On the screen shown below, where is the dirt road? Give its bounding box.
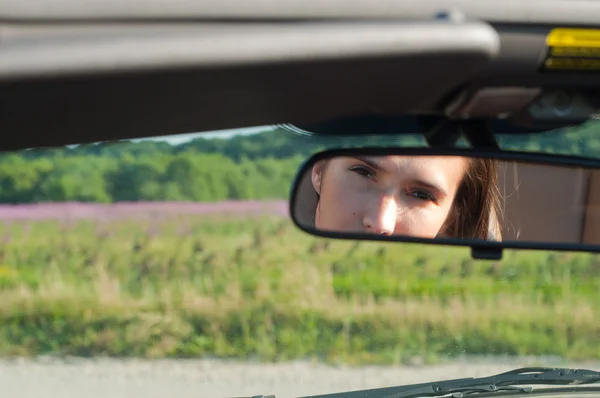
[2,357,598,398]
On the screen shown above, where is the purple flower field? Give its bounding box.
[0,201,289,221]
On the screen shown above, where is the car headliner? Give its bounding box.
[1,0,599,151]
[2,0,600,25]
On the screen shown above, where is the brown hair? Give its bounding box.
[439,158,503,241]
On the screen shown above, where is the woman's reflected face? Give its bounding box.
[311,155,468,237]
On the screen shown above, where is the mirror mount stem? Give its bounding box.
[423,118,462,148]
[423,117,501,152]
[459,119,501,151]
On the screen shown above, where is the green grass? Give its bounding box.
[0,215,599,365]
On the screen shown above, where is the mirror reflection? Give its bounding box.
[293,154,600,244]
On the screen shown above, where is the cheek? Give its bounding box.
[394,205,453,238]
[319,181,366,228]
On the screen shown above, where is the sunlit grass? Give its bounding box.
[0,215,598,364]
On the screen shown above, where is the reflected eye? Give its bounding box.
[349,165,376,179]
[407,189,436,202]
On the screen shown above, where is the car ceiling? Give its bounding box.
[2,0,600,25]
[1,0,600,152]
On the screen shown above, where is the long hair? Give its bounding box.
[439,158,503,241]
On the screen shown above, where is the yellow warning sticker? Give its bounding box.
[543,28,600,71]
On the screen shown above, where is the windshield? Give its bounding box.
[0,122,598,398]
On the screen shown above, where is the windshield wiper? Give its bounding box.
[301,367,600,398]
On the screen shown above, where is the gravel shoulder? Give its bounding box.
[2,357,599,398]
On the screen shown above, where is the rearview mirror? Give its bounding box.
[290,148,600,258]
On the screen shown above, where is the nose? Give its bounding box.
[363,196,397,235]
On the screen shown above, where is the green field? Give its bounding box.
[0,214,598,365]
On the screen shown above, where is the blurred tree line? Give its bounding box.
[0,151,305,203]
[1,121,599,203]
[0,128,420,203]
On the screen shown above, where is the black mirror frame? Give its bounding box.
[289,146,600,260]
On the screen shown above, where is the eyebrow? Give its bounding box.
[352,156,449,197]
[353,156,383,171]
